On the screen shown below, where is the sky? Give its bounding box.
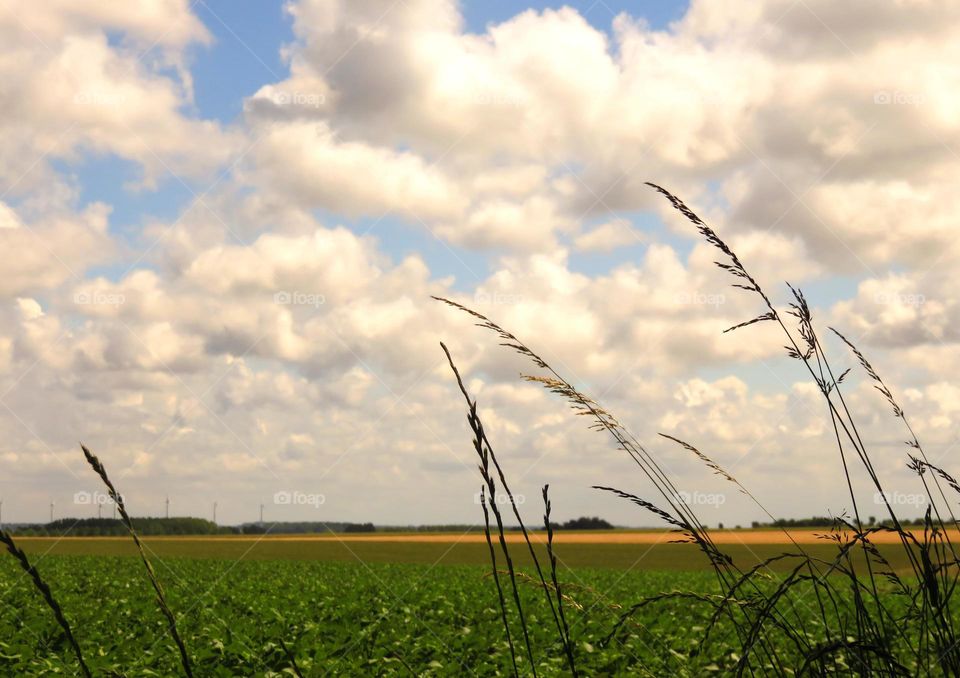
[1,0,959,527]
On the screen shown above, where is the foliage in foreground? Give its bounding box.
[436,183,960,676]
[0,555,907,676]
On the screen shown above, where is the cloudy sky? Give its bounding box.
[1,0,957,527]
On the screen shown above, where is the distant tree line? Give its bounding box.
[551,516,615,530]
[4,518,379,536]
[237,521,376,534]
[750,516,929,529]
[8,517,230,537]
[3,516,616,536]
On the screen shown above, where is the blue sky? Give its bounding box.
[75,1,691,285]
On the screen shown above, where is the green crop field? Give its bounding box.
[0,552,804,676]
[0,539,919,676]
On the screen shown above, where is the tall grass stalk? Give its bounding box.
[480,485,521,677]
[80,443,194,677]
[0,530,91,678]
[278,637,305,678]
[437,182,960,675]
[437,301,798,672]
[441,341,579,676]
[542,484,577,674]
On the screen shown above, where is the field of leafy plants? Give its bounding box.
[0,553,821,676]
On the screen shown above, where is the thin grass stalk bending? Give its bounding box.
[479,485,520,677]
[80,443,194,677]
[646,182,924,579]
[436,308,790,671]
[542,484,578,676]
[278,637,305,678]
[441,341,572,672]
[0,530,91,678]
[436,351,538,675]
